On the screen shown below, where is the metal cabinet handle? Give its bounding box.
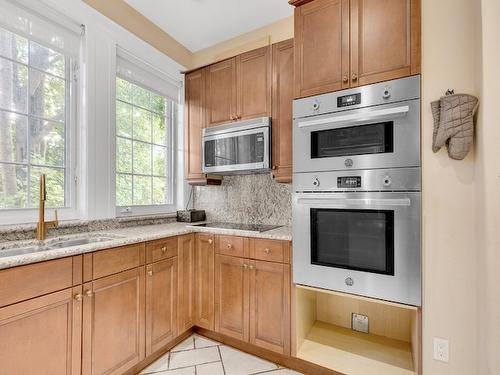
[161,246,167,253]
[208,239,213,244]
[242,264,248,269]
[351,73,358,82]
[85,290,93,298]
[74,293,83,302]
[227,243,232,249]
[264,248,271,255]
[249,265,255,270]
[148,270,153,276]
[343,75,349,83]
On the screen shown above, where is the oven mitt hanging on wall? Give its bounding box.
[431,94,479,160]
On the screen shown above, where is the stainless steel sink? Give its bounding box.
[0,234,123,258]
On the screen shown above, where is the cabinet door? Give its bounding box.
[294,0,350,98]
[214,254,250,342]
[206,58,237,127]
[350,0,421,86]
[236,46,271,121]
[271,39,294,183]
[146,258,177,356]
[194,233,215,330]
[249,261,290,355]
[82,268,145,375]
[185,69,206,181]
[0,287,82,375]
[178,234,195,333]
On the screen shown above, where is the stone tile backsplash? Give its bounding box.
[193,174,292,226]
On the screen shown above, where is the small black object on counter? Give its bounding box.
[176,209,206,223]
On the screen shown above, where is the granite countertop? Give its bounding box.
[0,222,292,270]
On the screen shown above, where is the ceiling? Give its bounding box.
[123,0,293,52]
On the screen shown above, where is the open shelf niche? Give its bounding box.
[294,285,421,375]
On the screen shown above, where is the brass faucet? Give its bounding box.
[36,174,59,241]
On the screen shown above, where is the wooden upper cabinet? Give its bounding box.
[146,258,177,356]
[214,254,250,342]
[271,39,294,183]
[178,234,195,333]
[237,46,272,121]
[350,0,421,86]
[0,287,82,375]
[205,59,237,127]
[292,0,421,96]
[194,233,215,330]
[82,267,145,375]
[294,0,350,98]
[249,261,290,355]
[185,69,206,181]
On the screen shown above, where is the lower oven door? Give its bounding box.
[292,191,421,306]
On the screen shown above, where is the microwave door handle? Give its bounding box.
[296,105,410,129]
[296,196,411,207]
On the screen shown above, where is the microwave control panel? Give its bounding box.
[337,176,362,188]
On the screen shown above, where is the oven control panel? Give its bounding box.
[337,176,362,188]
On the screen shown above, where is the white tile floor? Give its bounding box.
[139,334,303,375]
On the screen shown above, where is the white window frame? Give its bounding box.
[0,25,79,225]
[114,73,178,217]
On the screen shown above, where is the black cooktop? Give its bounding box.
[190,222,281,233]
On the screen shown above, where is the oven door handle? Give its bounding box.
[296,196,411,207]
[296,105,410,129]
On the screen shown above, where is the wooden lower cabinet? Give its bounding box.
[194,233,215,330]
[214,254,250,341]
[178,234,195,333]
[82,267,145,375]
[146,257,177,356]
[0,287,82,375]
[249,260,291,355]
[214,251,291,355]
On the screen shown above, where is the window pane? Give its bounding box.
[30,119,65,167]
[153,145,166,176]
[0,57,28,113]
[133,84,150,109]
[133,141,151,175]
[133,107,151,142]
[0,28,28,63]
[30,70,65,121]
[116,77,132,102]
[151,93,165,114]
[152,114,166,145]
[133,175,151,205]
[29,41,65,78]
[30,167,65,208]
[116,101,132,138]
[116,137,132,173]
[0,111,28,163]
[153,177,166,205]
[0,163,27,208]
[116,174,132,206]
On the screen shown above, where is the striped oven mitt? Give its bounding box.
[431,94,479,160]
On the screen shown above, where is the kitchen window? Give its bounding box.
[0,26,77,211]
[115,50,179,216]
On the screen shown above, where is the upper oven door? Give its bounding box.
[202,126,270,174]
[292,191,421,306]
[293,99,420,173]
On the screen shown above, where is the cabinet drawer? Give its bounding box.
[215,235,248,258]
[251,239,290,264]
[0,257,76,308]
[146,237,178,263]
[91,243,145,279]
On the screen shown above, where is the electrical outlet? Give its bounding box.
[351,313,369,333]
[433,338,449,363]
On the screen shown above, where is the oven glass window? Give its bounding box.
[311,122,393,158]
[204,132,265,167]
[310,208,394,275]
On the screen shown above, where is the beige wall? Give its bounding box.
[190,16,294,68]
[476,0,500,374]
[82,0,192,68]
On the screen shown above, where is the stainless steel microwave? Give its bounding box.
[202,117,271,175]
